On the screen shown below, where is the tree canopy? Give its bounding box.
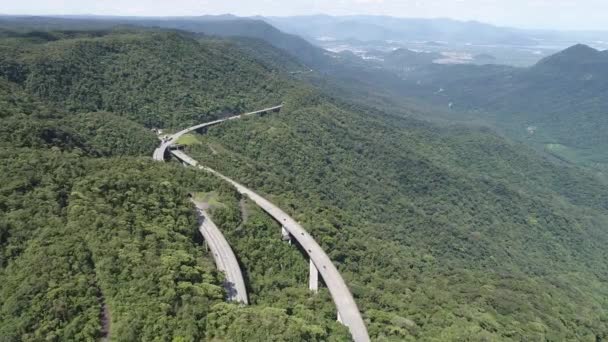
[0,25,607,341]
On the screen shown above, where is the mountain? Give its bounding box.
[383,48,442,69]
[392,44,608,169]
[0,28,289,128]
[1,21,608,342]
[535,43,608,70]
[187,90,608,341]
[0,29,351,341]
[137,18,332,69]
[0,15,334,71]
[265,15,608,51]
[265,15,538,45]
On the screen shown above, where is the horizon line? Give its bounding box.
[1,13,607,33]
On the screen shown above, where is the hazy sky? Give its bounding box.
[2,0,608,31]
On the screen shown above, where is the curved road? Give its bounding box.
[171,149,370,342]
[153,105,283,162]
[155,108,284,305]
[192,200,248,304]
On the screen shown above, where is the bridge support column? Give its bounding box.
[337,311,343,324]
[309,259,319,293]
[281,226,291,244]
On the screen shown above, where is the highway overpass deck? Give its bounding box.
[192,200,248,304]
[153,105,283,162]
[171,149,370,342]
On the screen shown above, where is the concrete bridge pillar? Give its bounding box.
[281,226,291,244]
[309,259,319,292]
[337,312,343,324]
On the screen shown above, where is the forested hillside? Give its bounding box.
[1,24,608,342]
[394,44,608,170]
[186,91,608,340]
[0,16,333,72]
[0,29,352,341]
[0,29,288,128]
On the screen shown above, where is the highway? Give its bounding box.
[192,200,248,304]
[154,107,282,304]
[153,105,283,162]
[171,149,370,342]
[159,106,370,341]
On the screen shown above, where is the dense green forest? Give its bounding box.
[1,23,607,341]
[0,29,353,341]
[0,28,289,128]
[186,91,608,341]
[381,44,608,171]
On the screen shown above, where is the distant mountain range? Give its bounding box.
[2,14,607,169]
[397,44,608,168]
[4,14,607,49]
[264,15,538,45]
[0,15,335,70]
[263,15,608,49]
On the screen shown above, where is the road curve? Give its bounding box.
[192,200,248,304]
[153,105,283,162]
[171,150,370,342]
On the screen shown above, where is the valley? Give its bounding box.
[0,12,607,342]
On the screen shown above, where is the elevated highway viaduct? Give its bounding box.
[192,200,248,304]
[156,106,370,341]
[153,105,283,162]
